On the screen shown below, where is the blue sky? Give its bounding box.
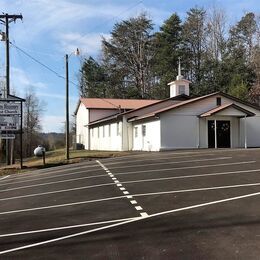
[0,0,259,132]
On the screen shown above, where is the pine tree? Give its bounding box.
[152,13,183,98]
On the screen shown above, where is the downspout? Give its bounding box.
[244,115,247,149]
[197,117,200,148]
[214,119,217,149]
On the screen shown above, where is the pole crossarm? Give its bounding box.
[0,14,23,23]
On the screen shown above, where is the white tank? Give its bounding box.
[34,146,46,157]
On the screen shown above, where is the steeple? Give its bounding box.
[167,58,191,98]
[176,57,183,80]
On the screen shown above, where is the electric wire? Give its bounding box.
[10,42,79,88]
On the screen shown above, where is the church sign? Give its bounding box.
[0,102,21,115]
[0,115,19,130]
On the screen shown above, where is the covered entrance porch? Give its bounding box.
[199,103,255,149]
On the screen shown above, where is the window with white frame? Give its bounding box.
[103,126,105,137]
[98,127,100,138]
[142,125,146,137]
[117,122,120,136]
[134,127,138,138]
[108,124,111,137]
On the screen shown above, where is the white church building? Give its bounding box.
[75,65,260,151]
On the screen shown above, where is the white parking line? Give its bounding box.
[113,161,255,176]
[2,190,260,255]
[0,182,117,202]
[120,168,260,185]
[2,168,260,202]
[0,217,141,238]
[0,169,107,187]
[104,153,216,166]
[107,157,232,170]
[4,164,101,181]
[0,175,9,181]
[0,174,109,193]
[100,150,232,163]
[97,160,149,218]
[2,181,260,216]
[0,160,254,189]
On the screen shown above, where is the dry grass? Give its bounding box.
[0,149,134,176]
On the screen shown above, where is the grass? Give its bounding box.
[0,149,134,176]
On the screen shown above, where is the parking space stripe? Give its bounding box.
[107,157,232,170]
[0,175,9,181]
[103,153,216,166]
[4,164,101,182]
[119,168,260,184]
[0,174,110,193]
[3,180,260,216]
[0,170,108,188]
[96,160,149,218]
[0,217,141,238]
[3,190,260,256]
[0,182,117,202]
[113,161,255,176]
[0,161,253,192]
[3,168,260,202]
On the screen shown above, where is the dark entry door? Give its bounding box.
[208,120,231,148]
[217,121,230,148]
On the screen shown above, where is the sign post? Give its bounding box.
[0,96,25,168]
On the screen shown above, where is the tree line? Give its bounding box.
[79,7,260,103]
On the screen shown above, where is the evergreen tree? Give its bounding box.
[152,13,183,98]
[79,57,107,98]
[225,12,257,100]
[182,7,207,94]
[102,14,155,98]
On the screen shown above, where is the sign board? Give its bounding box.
[0,102,21,115]
[0,134,15,139]
[0,115,19,130]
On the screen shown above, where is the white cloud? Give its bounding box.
[58,32,110,56]
[41,115,65,133]
[10,67,48,94]
[37,92,78,102]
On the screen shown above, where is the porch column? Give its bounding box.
[244,115,247,149]
[214,119,217,149]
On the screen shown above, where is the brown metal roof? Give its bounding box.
[80,98,160,110]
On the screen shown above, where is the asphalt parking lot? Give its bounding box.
[1,149,260,259]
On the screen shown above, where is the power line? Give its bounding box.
[8,1,143,59]
[10,42,122,110]
[10,42,79,87]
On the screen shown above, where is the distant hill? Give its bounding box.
[39,132,65,150]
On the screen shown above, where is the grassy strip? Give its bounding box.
[0,149,134,176]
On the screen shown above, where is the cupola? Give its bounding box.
[168,58,191,98]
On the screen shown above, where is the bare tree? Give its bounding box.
[206,6,227,61]
[23,88,45,157]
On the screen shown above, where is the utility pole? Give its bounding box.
[65,49,79,161]
[65,54,69,160]
[0,14,23,165]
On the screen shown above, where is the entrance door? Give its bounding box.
[208,120,231,148]
[217,121,230,148]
